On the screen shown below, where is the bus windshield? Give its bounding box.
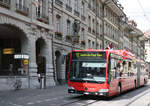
[69,51,107,83]
[70,60,106,83]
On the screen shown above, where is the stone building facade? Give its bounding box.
[0,0,145,90]
[0,0,55,90]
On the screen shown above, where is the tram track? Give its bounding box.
[60,96,96,106]
[61,85,150,106]
[60,99,100,106]
[125,85,150,106]
[60,89,150,106]
[60,95,102,106]
[125,90,150,106]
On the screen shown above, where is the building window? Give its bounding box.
[67,20,71,35]
[88,39,91,48]
[97,23,99,34]
[88,16,91,26]
[81,28,85,40]
[100,44,102,49]
[92,41,95,49]
[16,0,25,6]
[36,0,46,17]
[81,1,85,16]
[16,0,29,15]
[100,24,102,34]
[67,0,71,6]
[93,19,95,29]
[56,15,61,32]
[74,0,79,11]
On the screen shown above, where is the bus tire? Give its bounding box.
[144,79,146,84]
[134,80,136,88]
[118,85,121,95]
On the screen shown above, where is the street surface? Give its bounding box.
[0,80,150,106]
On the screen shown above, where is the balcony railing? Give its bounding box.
[66,4,72,12]
[55,0,63,7]
[55,31,63,40]
[66,34,72,43]
[92,29,96,34]
[88,27,91,33]
[81,15,86,21]
[37,13,49,24]
[16,3,29,16]
[0,0,10,8]
[81,40,86,47]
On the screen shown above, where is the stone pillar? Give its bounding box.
[43,39,55,87]
[60,63,66,84]
[60,50,66,84]
[39,35,55,87]
[27,35,38,88]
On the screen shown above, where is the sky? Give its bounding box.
[119,0,150,32]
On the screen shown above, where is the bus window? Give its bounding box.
[70,61,107,83]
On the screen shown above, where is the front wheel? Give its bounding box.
[134,81,136,88]
[117,85,121,95]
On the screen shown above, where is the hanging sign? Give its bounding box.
[3,48,14,54]
[14,54,29,59]
[24,60,29,65]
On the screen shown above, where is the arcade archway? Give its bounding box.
[0,24,27,76]
[36,37,46,75]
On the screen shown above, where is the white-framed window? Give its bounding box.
[16,0,25,8]
[88,39,91,48]
[67,20,71,35]
[88,0,91,6]
[67,0,71,6]
[92,19,95,30]
[92,0,94,8]
[100,24,102,34]
[36,0,46,17]
[16,0,25,5]
[81,1,85,16]
[97,23,99,34]
[92,41,95,48]
[0,0,10,4]
[100,44,102,49]
[88,16,91,26]
[56,15,61,32]
[81,28,85,40]
[74,0,79,11]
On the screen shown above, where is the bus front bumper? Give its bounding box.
[68,89,109,96]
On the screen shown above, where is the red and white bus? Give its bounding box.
[67,49,148,97]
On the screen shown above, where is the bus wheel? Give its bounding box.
[144,79,146,84]
[118,85,121,95]
[134,80,136,88]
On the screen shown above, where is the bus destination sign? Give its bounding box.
[72,52,106,60]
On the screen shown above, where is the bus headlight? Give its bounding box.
[68,86,75,90]
[98,89,109,93]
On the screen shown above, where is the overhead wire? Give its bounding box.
[136,0,150,23]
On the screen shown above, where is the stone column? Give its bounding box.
[60,50,66,84]
[26,35,38,88]
[42,38,55,87]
